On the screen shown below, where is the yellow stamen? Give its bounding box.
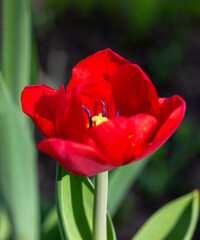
[92,113,108,127]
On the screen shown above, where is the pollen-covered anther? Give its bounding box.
[92,113,108,127]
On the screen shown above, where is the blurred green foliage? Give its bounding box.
[34,0,200,36]
[0,0,39,239]
[1,0,200,239]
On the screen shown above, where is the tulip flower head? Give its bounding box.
[21,49,186,176]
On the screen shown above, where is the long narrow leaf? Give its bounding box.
[41,206,61,240]
[0,203,11,240]
[1,0,32,107]
[132,190,199,240]
[56,164,116,240]
[0,74,39,240]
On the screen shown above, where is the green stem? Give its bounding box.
[93,171,108,240]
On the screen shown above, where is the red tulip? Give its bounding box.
[21,49,186,176]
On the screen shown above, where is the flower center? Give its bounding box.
[92,113,108,126]
[82,100,119,128]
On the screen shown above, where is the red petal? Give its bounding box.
[37,138,116,176]
[67,49,129,90]
[109,64,159,118]
[133,95,186,160]
[55,85,67,137]
[121,114,159,163]
[59,85,88,143]
[153,95,186,142]
[21,84,57,138]
[128,114,159,145]
[88,117,131,164]
[80,80,113,117]
[109,64,143,117]
[139,70,159,116]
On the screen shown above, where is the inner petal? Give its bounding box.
[109,63,159,118]
[109,64,144,117]
[80,80,114,121]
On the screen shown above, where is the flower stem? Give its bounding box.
[93,171,108,240]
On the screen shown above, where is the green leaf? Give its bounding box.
[0,74,40,240]
[0,203,11,240]
[108,156,150,217]
[41,203,116,240]
[56,164,116,240]
[1,0,32,107]
[132,190,199,240]
[30,34,39,86]
[41,206,61,240]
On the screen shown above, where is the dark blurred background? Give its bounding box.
[31,0,200,239]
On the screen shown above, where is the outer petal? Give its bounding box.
[88,116,130,165]
[124,114,159,163]
[133,95,186,160]
[153,95,186,142]
[109,63,159,117]
[21,84,57,138]
[139,70,160,116]
[88,114,158,165]
[128,114,159,145]
[67,49,129,90]
[37,138,117,176]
